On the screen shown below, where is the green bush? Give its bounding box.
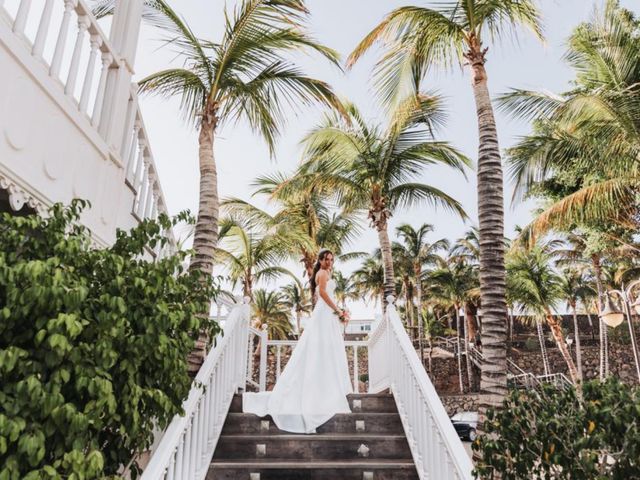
[0,201,219,479]
[524,337,539,351]
[473,378,640,479]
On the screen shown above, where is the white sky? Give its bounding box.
[130,0,639,317]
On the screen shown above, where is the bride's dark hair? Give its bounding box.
[310,249,334,296]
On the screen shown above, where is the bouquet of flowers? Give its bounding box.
[337,309,351,324]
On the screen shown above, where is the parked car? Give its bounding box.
[450,411,478,441]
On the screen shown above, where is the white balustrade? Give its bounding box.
[369,297,474,480]
[141,298,251,480]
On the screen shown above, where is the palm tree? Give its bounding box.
[427,257,478,393]
[101,0,342,284]
[214,219,301,298]
[394,223,449,358]
[253,289,293,340]
[506,244,580,384]
[280,282,312,336]
[559,268,595,382]
[332,270,359,309]
[223,180,363,280]
[293,96,469,309]
[351,253,386,307]
[500,0,640,234]
[348,0,543,406]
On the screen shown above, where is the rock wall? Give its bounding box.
[441,394,481,416]
[511,344,639,384]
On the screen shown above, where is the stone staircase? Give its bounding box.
[208,392,419,480]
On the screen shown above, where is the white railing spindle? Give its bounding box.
[79,34,101,113]
[32,0,55,58]
[65,15,90,96]
[12,0,32,35]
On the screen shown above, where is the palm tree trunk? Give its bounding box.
[462,306,473,391]
[571,303,583,381]
[545,310,580,384]
[376,223,396,310]
[468,43,508,408]
[455,307,464,393]
[536,318,550,376]
[591,254,609,379]
[187,117,219,374]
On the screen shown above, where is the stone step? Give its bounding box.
[213,434,411,461]
[229,393,397,414]
[221,412,404,435]
[208,459,419,480]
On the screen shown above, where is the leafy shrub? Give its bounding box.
[473,378,640,479]
[0,201,219,479]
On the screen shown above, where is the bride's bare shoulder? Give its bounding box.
[315,269,329,283]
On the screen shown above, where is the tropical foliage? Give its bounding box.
[474,378,640,479]
[0,202,217,478]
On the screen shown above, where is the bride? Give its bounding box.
[242,249,353,433]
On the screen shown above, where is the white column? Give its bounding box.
[79,34,102,113]
[13,0,33,35]
[92,51,113,127]
[65,16,91,97]
[102,0,144,154]
[32,0,56,58]
[50,0,76,79]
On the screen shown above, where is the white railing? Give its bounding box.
[140,299,251,480]
[1,0,119,130]
[369,297,474,480]
[247,325,368,393]
[1,0,173,248]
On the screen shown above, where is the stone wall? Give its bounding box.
[440,394,481,416]
[511,344,639,384]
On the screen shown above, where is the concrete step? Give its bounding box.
[213,433,412,461]
[221,412,404,435]
[208,459,419,480]
[229,393,397,414]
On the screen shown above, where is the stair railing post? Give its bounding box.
[237,297,251,391]
[259,324,268,391]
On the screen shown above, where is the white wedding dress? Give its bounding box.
[242,278,353,433]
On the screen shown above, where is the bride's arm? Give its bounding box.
[317,270,341,314]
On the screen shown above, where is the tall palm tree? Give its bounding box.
[394,223,449,357]
[280,282,312,336]
[253,289,293,340]
[292,96,469,308]
[348,0,543,406]
[100,0,342,284]
[506,244,580,384]
[214,219,302,298]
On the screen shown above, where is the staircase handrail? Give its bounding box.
[141,298,251,480]
[369,297,473,480]
[537,372,573,390]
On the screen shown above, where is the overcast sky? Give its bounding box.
[131,0,638,316]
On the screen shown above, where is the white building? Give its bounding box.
[0,0,171,250]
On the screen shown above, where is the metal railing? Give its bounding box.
[140,299,251,480]
[369,298,473,480]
